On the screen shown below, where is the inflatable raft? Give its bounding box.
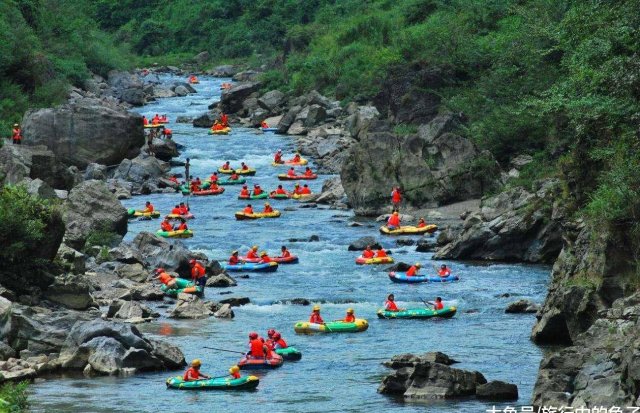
[234,211,281,220]
[275,347,302,361]
[243,255,299,264]
[271,158,308,166]
[269,193,290,200]
[355,256,394,265]
[262,127,278,132]
[208,127,231,135]
[218,168,256,176]
[223,261,279,272]
[238,193,269,200]
[144,124,164,129]
[127,209,160,219]
[388,272,459,283]
[377,306,457,319]
[193,187,225,196]
[294,319,369,334]
[291,193,313,200]
[166,375,259,390]
[156,229,194,238]
[237,354,283,370]
[165,213,195,220]
[277,174,318,180]
[219,177,247,185]
[160,278,203,297]
[379,225,438,235]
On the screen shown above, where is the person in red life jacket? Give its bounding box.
[189,259,207,289]
[240,185,250,198]
[229,365,241,379]
[176,219,188,231]
[438,264,451,278]
[259,251,273,264]
[309,305,324,324]
[293,183,303,195]
[267,329,276,340]
[178,202,189,215]
[387,211,401,229]
[274,185,287,195]
[272,332,288,349]
[162,127,172,139]
[391,187,402,208]
[152,114,160,125]
[220,113,229,127]
[280,245,291,258]
[142,116,149,126]
[417,217,427,228]
[261,337,274,358]
[343,308,356,323]
[362,245,375,259]
[169,175,179,184]
[153,268,177,288]
[247,332,266,359]
[253,184,263,195]
[189,75,198,84]
[287,167,296,177]
[243,204,254,215]
[301,184,312,195]
[171,204,181,215]
[230,172,240,181]
[263,202,274,213]
[222,161,231,171]
[384,294,403,312]
[433,296,444,310]
[304,167,314,177]
[184,359,210,381]
[209,181,220,191]
[142,69,149,76]
[261,120,269,129]
[162,114,168,123]
[212,121,224,131]
[240,162,250,171]
[376,247,388,258]
[274,149,284,164]
[11,124,22,145]
[291,153,302,163]
[190,180,200,193]
[141,201,154,213]
[229,250,240,265]
[406,262,421,277]
[246,245,259,260]
[160,219,173,232]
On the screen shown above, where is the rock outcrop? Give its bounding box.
[111,154,171,194]
[62,180,128,250]
[434,182,563,263]
[341,114,501,215]
[221,82,261,114]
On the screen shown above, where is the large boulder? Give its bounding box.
[111,154,170,193]
[378,352,486,399]
[22,98,144,169]
[314,176,346,205]
[206,273,237,288]
[44,274,97,310]
[192,112,216,128]
[0,145,77,190]
[341,114,501,215]
[258,90,285,112]
[221,82,260,114]
[151,139,179,162]
[107,300,159,321]
[348,236,382,251]
[63,180,127,250]
[434,182,563,264]
[476,380,518,400]
[106,71,145,105]
[169,295,216,319]
[129,232,207,278]
[505,299,539,314]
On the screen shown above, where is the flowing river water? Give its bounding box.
[30,75,550,413]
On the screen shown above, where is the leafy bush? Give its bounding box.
[0,381,29,413]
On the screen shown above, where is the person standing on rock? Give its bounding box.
[185,158,190,184]
[391,187,402,209]
[146,129,155,156]
[11,124,22,145]
[189,259,207,291]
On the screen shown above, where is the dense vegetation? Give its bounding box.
[0,382,29,413]
[1,0,638,232]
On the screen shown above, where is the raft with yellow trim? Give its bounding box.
[379,225,438,235]
[272,158,308,166]
[234,211,281,220]
[208,127,231,135]
[156,229,194,238]
[166,375,259,390]
[293,319,369,334]
[291,193,313,200]
[218,168,256,176]
[277,174,317,180]
[127,209,160,219]
[355,256,394,265]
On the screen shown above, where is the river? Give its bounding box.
[30,75,550,413]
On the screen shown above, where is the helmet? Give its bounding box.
[243,185,247,188]
[264,202,270,206]
[189,259,196,265]
[273,332,281,340]
[415,263,422,267]
[393,211,399,215]
[191,359,201,367]
[229,365,240,374]
[13,123,19,127]
[154,268,165,274]
[441,264,446,269]
[252,245,258,250]
[267,329,275,337]
[313,305,321,311]
[277,149,282,152]
[347,308,354,314]
[232,250,238,255]
[295,183,300,186]
[249,332,258,339]
[260,251,267,256]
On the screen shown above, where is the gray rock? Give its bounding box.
[107,300,158,321]
[22,98,144,168]
[62,180,128,250]
[175,116,192,123]
[415,239,433,253]
[210,65,237,77]
[205,273,237,288]
[476,380,518,400]
[258,90,285,112]
[276,105,301,134]
[174,85,190,97]
[114,263,148,283]
[192,112,216,128]
[44,274,97,310]
[232,70,260,82]
[386,262,412,272]
[112,154,170,191]
[396,238,415,246]
[505,299,540,314]
[151,139,179,162]
[0,342,16,361]
[510,154,533,169]
[84,163,108,180]
[56,243,87,274]
[219,297,250,307]
[348,236,382,251]
[22,178,57,199]
[169,295,216,319]
[130,232,208,278]
[213,304,234,319]
[193,51,210,64]
[147,338,186,369]
[221,82,261,114]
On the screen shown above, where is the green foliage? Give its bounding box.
[393,124,418,136]
[0,381,29,413]
[0,185,55,271]
[84,224,121,251]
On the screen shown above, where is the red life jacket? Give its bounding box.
[249,339,265,358]
[385,300,399,311]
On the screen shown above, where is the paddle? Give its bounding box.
[203,346,246,355]
[418,296,435,309]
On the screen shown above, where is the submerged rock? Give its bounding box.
[348,236,382,251]
[505,299,539,314]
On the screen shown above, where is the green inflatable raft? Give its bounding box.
[166,375,259,390]
[274,346,302,361]
[160,278,203,297]
[377,306,457,319]
[294,319,369,334]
